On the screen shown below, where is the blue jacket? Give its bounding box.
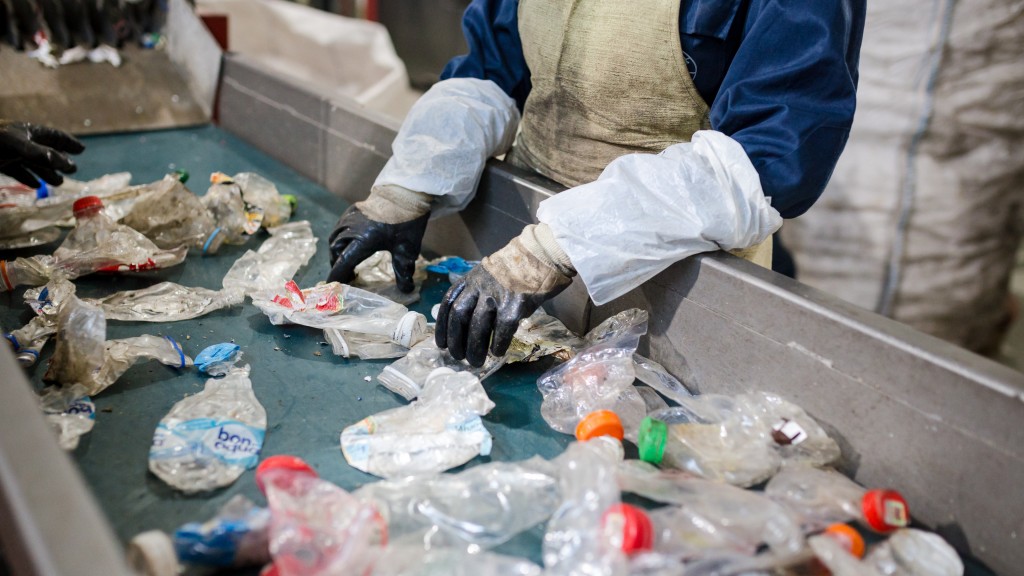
[441,0,866,219]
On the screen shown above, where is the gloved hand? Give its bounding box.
[0,122,85,187]
[436,223,575,367]
[327,184,431,293]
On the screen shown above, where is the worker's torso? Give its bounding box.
[511,0,711,187]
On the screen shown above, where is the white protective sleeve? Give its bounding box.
[537,131,783,305]
[373,77,521,217]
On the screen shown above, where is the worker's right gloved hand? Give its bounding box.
[0,121,85,187]
[327,184,431,293]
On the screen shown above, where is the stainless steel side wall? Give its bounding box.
[218,54,1024,574]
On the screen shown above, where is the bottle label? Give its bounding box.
[150,418,265,469]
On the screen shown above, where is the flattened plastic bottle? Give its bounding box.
[5,279,77,366]
[119,174,221,252]
[202,173,251,246]
[351,250,429,306]
[220,221,317,295]
[764,465,910,534]
[42,296,107,386]
[865,528,963,576]
[341,369,495,478]
[231,172,294,229]
[257,455,385,576]
[88,282,245,322]
[39,384,95,450]
[149,365,266,493]
[370,547,542,576]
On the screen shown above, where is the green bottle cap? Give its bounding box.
[638,417,668,465]
[282,194,298,214]
[173,169,189,183]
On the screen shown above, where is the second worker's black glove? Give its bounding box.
[0,121,85,187]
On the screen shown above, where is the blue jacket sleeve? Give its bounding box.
[712,0,865,219]
[440,0,531,111]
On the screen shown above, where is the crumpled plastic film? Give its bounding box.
[537,131,782,305]
[374,78,520,217]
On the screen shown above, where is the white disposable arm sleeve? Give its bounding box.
[373,77,520,217]
[537,130,783,305]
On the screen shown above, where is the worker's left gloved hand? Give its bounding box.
[436,223,575,367]
[0,121,85,187]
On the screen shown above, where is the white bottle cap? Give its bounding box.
[126,530,179,576]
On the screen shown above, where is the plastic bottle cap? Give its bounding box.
[602,503,654,555]
[173,169,189,183]
[392,311,427,347]
[259,563,280,576]
[576,410,624,442]
[638,417,668,465]
[282,194,298,213]
[861,489,910,533]
[824,523,866,558]
[255,455,317,494]
[126,530,179,576]
[72,195,104,218]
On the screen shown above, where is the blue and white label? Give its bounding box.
[65,397,96,419]
[151,418,264,469]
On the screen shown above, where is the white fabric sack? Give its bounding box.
[374,78,520,217]
[538,131,782,305]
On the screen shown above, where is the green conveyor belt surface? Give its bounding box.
[0,126,995,576]
[0,126,570,573]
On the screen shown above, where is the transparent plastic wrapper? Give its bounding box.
[543,438,627,576]
[865,529,963,576]
[174,495,272,568]
[378,338,505,401]
[615,461,805,558]
[257,455,385,576]
[5,280,78,367]
[88,282,245,322]
[195,343,243,376]
[39,384,95,450]
[355,458,560,549]
[119,175,220,252]
[764,465,910,534]
[42,296,107,387]
[252,281,429,350]
[341,369,495,478]
[352,250,429,306]
[537,308,648,440]
[371,548,542,576]
[149,365,266,493]
[221,221,317,295]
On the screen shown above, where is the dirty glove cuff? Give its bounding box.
[517,223,576,278]
[355,184,432,225]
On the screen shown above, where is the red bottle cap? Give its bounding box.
[576,410,625,442]
[72,195,103,218]
[602,503,654,555]
[259,563,279,576]
[861,489,910,533]
[823,523,866,558]
[255,455,317,494]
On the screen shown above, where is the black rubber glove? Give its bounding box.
[327,205,429,293]
[436,233,574,367]
[0,121,85,187]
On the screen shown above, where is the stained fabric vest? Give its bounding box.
[512,0,710,188]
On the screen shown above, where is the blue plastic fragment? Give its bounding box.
[426,257,477,276]
[195,343,241,374]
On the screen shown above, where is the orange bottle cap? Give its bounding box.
[576,410,624,442]
[824,523,866,558]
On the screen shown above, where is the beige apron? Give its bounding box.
[511,0,772,269]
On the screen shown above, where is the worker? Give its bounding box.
[0,121,84,187]
[328,0,866,367]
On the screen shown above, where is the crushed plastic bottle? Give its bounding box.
[543,438,627,576]
[252,281,429,357]
[536,312,648,441]
[202,174,251,245]
[632,354,697,403]
[87,282,245,322]
[119,174,221,252]
[195,343,243,377]
[865,528,963,576]
[39,384,95,450]
[613,461,806,558]
[149,365,266,493]
[42,296,107,386]
[230,172,294,229]
[371,547,542,576]
[504,310,583,364]
[764,465,910,534]
[351,250,429,306]
[355,458,561,550]
[378,337,506,401]
[637,391,840,487]
[221,221,317,295]
[341,369,495,478]
[257,455,385,576]
[5,279,77,367]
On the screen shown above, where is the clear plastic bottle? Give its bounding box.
[231,172,294,229]
[341,369,495,478]
[764,465,910,534]
[203,173,252,246]
[5,315,57,367]
[865,528,963,576]
[370,547,542,576]
[39,384,95,450]
[149,365,266,493]
[355,458,561,550]
[375,335,502,401]
[119,174,221,252]
[89,282,245,322]
[220,221,317,295]
[256,455,385,576]
[88,334,192,395]
[42,296,107,386]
